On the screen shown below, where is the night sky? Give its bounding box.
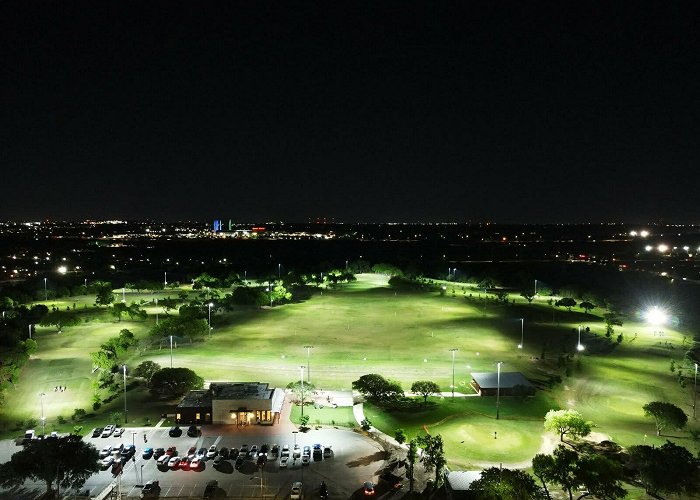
[2,2,699,223]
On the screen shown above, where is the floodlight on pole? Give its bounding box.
[122,364,128,424]
[694,363,698,419]
[449,348,458,399]
[28,324,32,340]
[208,303,213,334]
[164,271,167,287]
[644,306,668,326]
[278,263,281,279]
[518,318,524,349]
[40,392,46,436]
[169,335,174,368]
[577,326,585,351]
[304,345,314,383]
[496,362,503,420]
[299,365,305,419]
[44,277,47,301]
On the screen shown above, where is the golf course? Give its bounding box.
[2,273,697,470]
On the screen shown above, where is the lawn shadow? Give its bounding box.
[346,450,389,468]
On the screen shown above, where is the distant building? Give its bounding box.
[470,372,534,396]
[176,382,284,425]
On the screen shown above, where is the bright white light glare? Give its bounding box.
[657,244,669,253]
[629,230,638,236]
[645,306,668,325]
[57,266,67,274]
[577,344,585,351]
[645,245,653,251]
[683,246,690,252]
[640,230,649,238]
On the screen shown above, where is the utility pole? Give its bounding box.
[449,349,458,399]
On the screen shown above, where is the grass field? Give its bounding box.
[3,274,698,470]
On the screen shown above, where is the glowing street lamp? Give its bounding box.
[208,303,214,333]
[496,361,503,420]
[299,365,305,419]
[169,335,174,368]
[304,345,314,383]
[122,364,128,424]
[40,392,46,436]
[518,318,524,349]
[694,363,698,419]
[44,277,47,301]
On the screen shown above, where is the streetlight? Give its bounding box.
[169,335,174,368]
[496,362,503,420]
[40,392,46,436]
[208,303,213,333]
[122,287,126,303]
[122,364,128,424]
[304,345,314,383]
[694,363,698,419]
[644,306,668,326]
[278,263,281,279]
[577,326,585,351]
[449,349,458,399]
[28,324,32,340]
[518,318,524,349]
[44,277,47,301]
[534,279,538,295]
[299,365,305,419]
[164,271,167,287]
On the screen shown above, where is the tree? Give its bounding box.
[642,401,688,436]
[470,467,541,500]
[0,435,99,496]
[417,434,447,487]
[407,439,418,493]
[603,312,623,337]
[133,361,161,386]
[543,409,592,442]
[268,283,292,305]
[556,298,576,311]
[286,380,316,402]
[93,282,115,307]
[126,302,147,321]
[150,316,208,339]
[531,453,553,499]
[110,302,128,322]
[411,380,440,404]
[628,441,700,497]
[394,429,407,444]
[149,367,204,398]
[352,374,403,402]
[533,445,579,500]
[520,291,535,303]
[578,301,595,314]
[576,454,626,499]
[39,310,80,333]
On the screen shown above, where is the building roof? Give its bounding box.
[447,471,482,491]
[470,372,533,389]
[176,389,212,409]
[210,382,274,400]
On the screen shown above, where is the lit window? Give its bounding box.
[195,413,200,420]
[176,413,181,420]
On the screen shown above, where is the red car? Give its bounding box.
[190,457,203,471]
[179,456,191,470]
[165,446,177,456]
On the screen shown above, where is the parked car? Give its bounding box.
[140,479,160,498]
[270,445,279,460]
[190,457,203,470]
[99,445,113,458]
[142,447,153,459]
[206,445,218,459]
[121,444,136,458]
[313,444,322,461]
[257,454,267,466]
[229,447,239,460]
[323,446,332,458]
[101,425,115,438]
[213,455,225,467]
[379,472,403,490]
[196,447,207,459]
[235,456,244,468]
[281,445,290,458]
[100,455,115,468]
[153,447,165,459]
[301,455,310,466]
[168,456,181,468]
[280,456,289,468]
[260,444,269,455]
[219,447,229,459]
[290,482,303,500]
[248,445,258,459]
[302,445,311,457]
[168,426,182,437]
[186,425,199,437]
[165,446,177,456]
[91,427,104,438]
[113,427,124,437]
[157,454,170,466]
[363,482,375,496]
[240,444,249,454]
[179,456,192,470]
[293,445,301,458]
[111,443,124,456]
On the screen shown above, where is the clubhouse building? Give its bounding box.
[176,382,285,426]
[470,372,534,396]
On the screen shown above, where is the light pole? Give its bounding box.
[449,349,458,399]
[164,271,167,287]
[122,364,128,424]
[208,303,213,334]
[518,318,524,349]
[155,298,159,326]
[304,345,314,383]
[122,287,126,303]
[345,260,349,270]
[496,362,503,420]
[534,279,538,295]
[299,365,305,419]
[577,326,585,351]
[44,277,47,301]
[278,263,282,279]
[292,430,298,447]
[694,363,698,419]
[169,335,174,368]
[40,392,46,436]
[28,324,32,340]
[140,464,145,487]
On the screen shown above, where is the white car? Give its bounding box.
[99,445,113,458]
[292,445,301,458]
[290,482,302,499]
[101,425,114,438]
[113,427,124,437]
[168,456,181,468]
[100,455,114,468]
[280,456,289,468]
[206,445,218,459]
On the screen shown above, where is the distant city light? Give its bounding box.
[629,230,638,236]
[640,230,649,237]
[644,306,668,325]
[657,244,669,253]
[645,245,653,251]
[57,266,67,274]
